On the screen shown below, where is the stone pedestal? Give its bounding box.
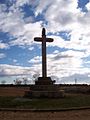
[24,77,64,98]
[35,77,55,85]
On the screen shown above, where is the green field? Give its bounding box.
[0,94,90,109]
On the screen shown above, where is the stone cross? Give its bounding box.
[34,28,54,78]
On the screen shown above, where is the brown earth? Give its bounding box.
[0,109,90,120]
[0,86,30,96]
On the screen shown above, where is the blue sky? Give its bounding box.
[0,0,90,84]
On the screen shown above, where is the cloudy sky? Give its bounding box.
[0,0,90,84]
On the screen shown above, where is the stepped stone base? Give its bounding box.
[24,90,64,98]
[24,77,64,98]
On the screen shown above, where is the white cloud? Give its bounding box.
[0,0,89,51]
[9,21,42,46]
[0,42,9,49]
[42,0,79,31]
[61,73,90,84]
[0,1,43,48]
[13,59,17,63]
[42,0,90,57]
[27,49,90,81]
[0,53,6,59]
[0,64,35,76]
[28,46,34,51]
[28,56,41,64]
[0,2,43,47]
[86,2,90,11]
[35,0,53,16]
[15,0,30,7]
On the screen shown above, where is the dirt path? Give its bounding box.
[0,109,90,120]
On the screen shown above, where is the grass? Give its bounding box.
[0,94,90,109]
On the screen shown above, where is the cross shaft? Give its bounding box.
[34,28,53,78]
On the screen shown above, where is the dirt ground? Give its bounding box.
[0,86,29,96]
[0,109,90,120]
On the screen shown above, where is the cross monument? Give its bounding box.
[24,28,64,98]
[34,28,54,78]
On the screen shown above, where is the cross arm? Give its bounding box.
[46,38,54,42]
[34,37,42,42]
[34,37,54,42]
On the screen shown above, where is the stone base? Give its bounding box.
[29,85,59,91]
[35,77,55,85]
[24,77,64,98]
[24,85,64,98]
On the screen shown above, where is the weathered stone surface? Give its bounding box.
[24,83,64,98]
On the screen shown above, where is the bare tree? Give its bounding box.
[14,78,22,85]
[33,73,40,81]
[23,77,28,85]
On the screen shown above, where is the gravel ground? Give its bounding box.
[0,109,90,120]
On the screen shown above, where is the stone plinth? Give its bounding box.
[35,77,55,85]
[24,77,64,98]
